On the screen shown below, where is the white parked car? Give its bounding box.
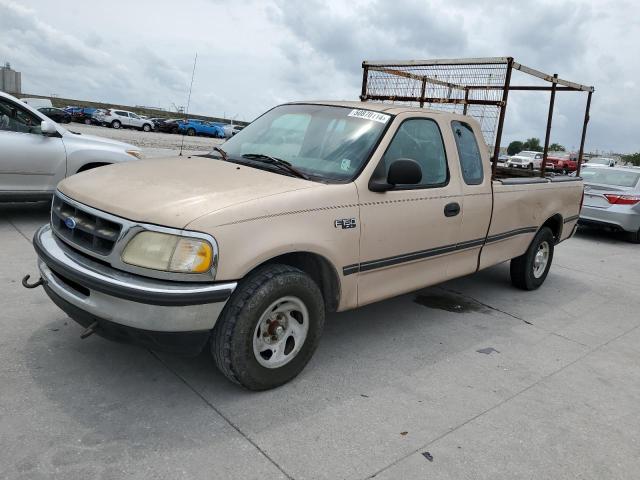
[95,109,154,132]
[222,124,244,138]
[588,157,617,167]
[0,91,143,201]
[506,150,544,170]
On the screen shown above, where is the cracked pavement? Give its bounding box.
[1,199,639,480]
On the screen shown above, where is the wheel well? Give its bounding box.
[259,252,341,312]
[541,214,563,243]
[77,162,110,173]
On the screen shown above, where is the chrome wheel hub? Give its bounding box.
[253,296,309,369]
[533,241,550,278]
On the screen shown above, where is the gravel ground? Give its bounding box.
[67,123,224,158]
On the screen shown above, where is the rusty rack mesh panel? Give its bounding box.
[360,57,595,178]
[363,60,508,147]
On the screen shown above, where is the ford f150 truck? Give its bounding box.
[27,101,584,390]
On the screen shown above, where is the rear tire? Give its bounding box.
[510,227,555,290]
[111,120,121,129]
[212,264,325,390]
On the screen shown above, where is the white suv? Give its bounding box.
[96,109,154,132]
[506,150,544,170]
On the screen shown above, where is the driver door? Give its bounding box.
[355,115,464,306]
[0,96,67,195]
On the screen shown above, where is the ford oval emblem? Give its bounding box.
[64,217,77,230]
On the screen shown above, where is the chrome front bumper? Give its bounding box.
[34,225,237,333]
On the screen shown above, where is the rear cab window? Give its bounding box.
[451,121,483,185]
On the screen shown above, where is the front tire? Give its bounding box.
[111,120,121,129]
[510,227,555,290]
[187,128,196,136]
[212,264,325,390]
[142,123,152,132]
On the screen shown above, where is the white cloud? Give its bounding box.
[1,0,639,152]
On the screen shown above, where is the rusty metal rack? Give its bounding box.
[360,57,594,178]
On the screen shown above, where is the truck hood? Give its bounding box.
[57,156,316,228]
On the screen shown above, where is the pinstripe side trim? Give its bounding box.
[342,226,537,276]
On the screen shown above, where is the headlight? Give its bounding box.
[126,149,144,159]
[121,231,213,274]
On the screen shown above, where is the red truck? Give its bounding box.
[545,152,579,174]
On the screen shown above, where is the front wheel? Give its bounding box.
[186,128,196,136]
[212,264,325,390]
[111,120,121,129]
[142,123,151,132]
[510,227,555,290]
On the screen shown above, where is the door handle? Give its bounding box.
[444,202,461,217]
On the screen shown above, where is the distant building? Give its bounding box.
[1,62,22,94]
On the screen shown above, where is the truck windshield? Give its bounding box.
[216,104,391,181]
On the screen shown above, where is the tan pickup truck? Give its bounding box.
[28,101,584,390]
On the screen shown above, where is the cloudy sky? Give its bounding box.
[1,0,638,153]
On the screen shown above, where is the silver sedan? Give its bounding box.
[579,166,640,242]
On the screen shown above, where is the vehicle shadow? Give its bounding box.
[575,225,632,244]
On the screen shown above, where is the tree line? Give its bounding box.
[507,138,565,156]
[622,153,640,166]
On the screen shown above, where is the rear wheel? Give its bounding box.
[84,118,92,125]
[111,120,121,129]
[510,227,555,290]
[212,264,325,390]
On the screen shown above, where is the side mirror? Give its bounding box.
[41,120,57,135]
[369,158,422,192]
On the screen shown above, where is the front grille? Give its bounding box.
[51,195,122,256]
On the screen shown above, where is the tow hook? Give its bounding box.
[22,274,46,289]
[80,321,99,339]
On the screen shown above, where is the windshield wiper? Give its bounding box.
[212,146,228,161]
[241,153,309,180]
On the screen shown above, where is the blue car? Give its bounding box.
[178,119,225,138]
[64,106,100,125]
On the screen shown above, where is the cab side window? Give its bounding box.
[0,98,42,134]
[451,121,483,185]
[380,118,448,188]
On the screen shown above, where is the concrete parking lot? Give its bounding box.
[1,135,639,479]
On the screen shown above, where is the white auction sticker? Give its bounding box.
[347,109,390,124]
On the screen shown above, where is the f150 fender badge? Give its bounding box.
[335,218,357,229]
